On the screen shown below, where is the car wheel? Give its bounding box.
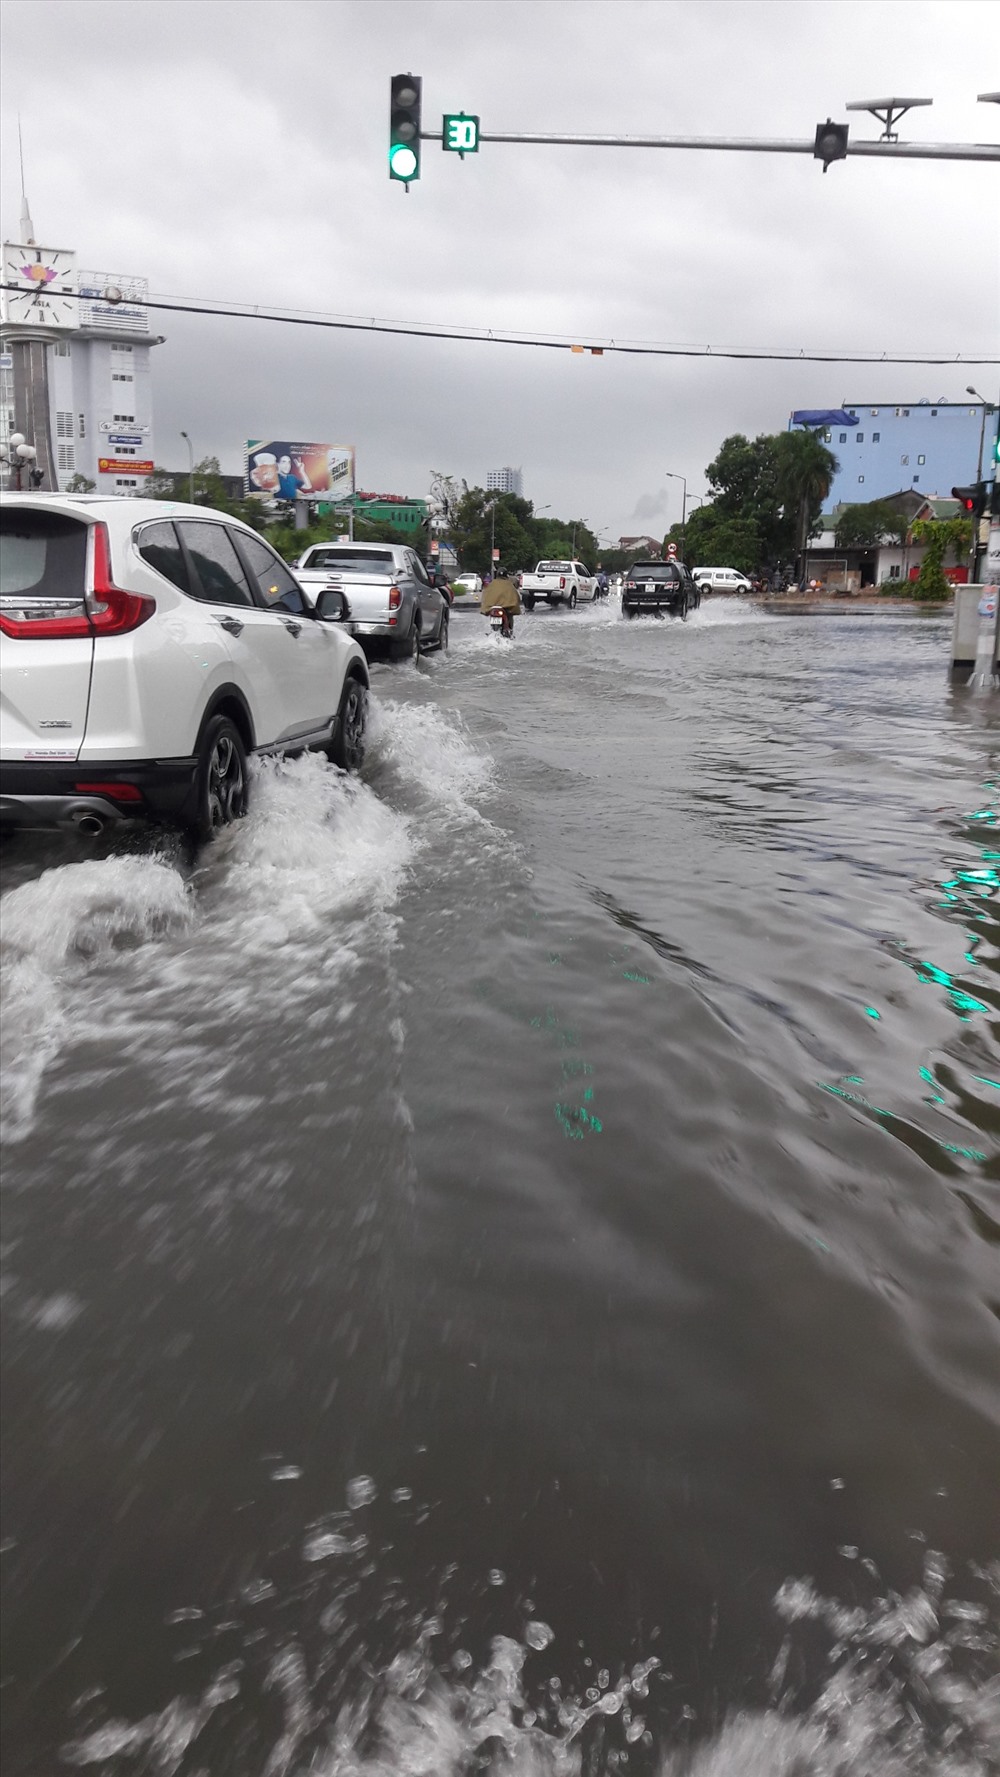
[437,609,449,652]
[624,604,636,619]
[396,620,420,662]
[328,676,367,772]
[192,715,248,841]
[523,593,535,611]
[568,589,577,609]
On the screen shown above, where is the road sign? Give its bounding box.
[430,539,439,554]
[667,542,678,556]
[492,548,500,561]
[442,113,480,154]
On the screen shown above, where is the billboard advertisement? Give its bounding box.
[245,441,355,501]
[98,457,155,475]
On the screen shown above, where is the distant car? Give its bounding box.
[295,541,448,660]
[692,566,753,596]
[520,560,599,610]
[622,560,700,620]
[452,573,483,599]
[0,494,369,839]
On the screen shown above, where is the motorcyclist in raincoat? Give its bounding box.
[481,569,522,636]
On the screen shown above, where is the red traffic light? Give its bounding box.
[952,483,989,518]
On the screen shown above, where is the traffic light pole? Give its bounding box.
[419,128,999,163]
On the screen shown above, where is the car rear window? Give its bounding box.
[629,563,678,581]
[537,561,572,573]
[0,509,89,598]
[306,549,395,572]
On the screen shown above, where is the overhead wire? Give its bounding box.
[2,284,996,365]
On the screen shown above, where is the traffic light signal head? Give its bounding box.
[389,74,422,183]
[951,483,989,519]
[814,119,849,172]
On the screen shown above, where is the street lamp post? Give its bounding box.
[966,387,997,581]
[1,432,39,491]
[180,430,194,504]
[665,471,687,557]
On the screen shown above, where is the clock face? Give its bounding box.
[2,243,79,330]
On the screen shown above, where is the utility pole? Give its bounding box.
[180,430,194,503]
[966,387,997,581]
[665,472,687,558]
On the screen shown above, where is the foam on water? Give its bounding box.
[0,697,500,1144]
[0,854,192,1144]
[60,1553,999,1775]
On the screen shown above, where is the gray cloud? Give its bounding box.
[1,0,996,539]
[630,491,669,521]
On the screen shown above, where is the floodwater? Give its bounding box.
[1,598,998,1776]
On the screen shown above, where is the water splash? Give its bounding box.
[60,1554,998,1775]
[0,854,192,1144]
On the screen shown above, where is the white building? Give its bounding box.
[1,199,161,495]
[487,465,523,497]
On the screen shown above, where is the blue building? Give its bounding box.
[790,400,997,508]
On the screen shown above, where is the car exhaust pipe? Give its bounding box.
[75,812,106,836]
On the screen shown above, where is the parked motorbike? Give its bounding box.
[489,605,515,639]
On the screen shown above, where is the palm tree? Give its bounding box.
[775,430,838,581]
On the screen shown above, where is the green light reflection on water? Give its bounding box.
[818,1080,985,1165]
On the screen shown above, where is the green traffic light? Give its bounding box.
[389,143,418,180]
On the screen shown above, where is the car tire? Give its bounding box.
[328,676,367,772]
[396,620,420,662]
[523,593,535,611]
[437,609,449,652]
[191,714,249,841]
[568,589,577,609]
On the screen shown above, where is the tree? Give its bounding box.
[669,505,762,573]
[909,517,971,601]
[773,429,838,576]
[64,472,96,493]
[833,500,907,552]
[449,488,594,575]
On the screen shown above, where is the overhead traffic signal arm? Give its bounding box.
[387,77,998,188]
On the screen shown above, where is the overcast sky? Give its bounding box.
[2,0,997,541]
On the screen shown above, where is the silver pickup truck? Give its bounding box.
[295,542,449,660]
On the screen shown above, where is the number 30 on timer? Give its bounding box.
[442,114,480,156]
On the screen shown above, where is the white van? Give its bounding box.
[692,567,753,595]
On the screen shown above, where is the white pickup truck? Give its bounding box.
[519,559,599,610]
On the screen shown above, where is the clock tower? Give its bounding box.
[0,194,80,489]
[1,192,162,494]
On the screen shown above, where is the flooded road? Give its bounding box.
[2,599,998,1774]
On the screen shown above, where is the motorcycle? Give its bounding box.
[489,605,515,639]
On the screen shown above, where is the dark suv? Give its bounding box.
[623,560,700,620]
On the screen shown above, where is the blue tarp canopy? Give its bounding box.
[791,409,859,427]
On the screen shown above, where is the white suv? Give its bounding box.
[692,566,753,596]
[0,495,370,839]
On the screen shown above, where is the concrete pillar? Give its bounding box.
[951,584,999,682]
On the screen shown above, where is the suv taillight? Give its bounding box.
[388,584,402,609]
[559,577,566,590]
[86,523,156,635]
[0,521,155,640]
